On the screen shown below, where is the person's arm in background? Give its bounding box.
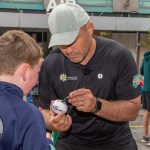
[140,60,144,76]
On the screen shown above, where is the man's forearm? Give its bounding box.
[95,96,141,122]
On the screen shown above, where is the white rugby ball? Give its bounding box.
[52,100,68,114]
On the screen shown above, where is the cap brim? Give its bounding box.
[48,29,79,48]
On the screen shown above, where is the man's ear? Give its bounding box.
[20,63,30,81]
[87,21,94,36]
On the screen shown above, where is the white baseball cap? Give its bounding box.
[48,3,90,48]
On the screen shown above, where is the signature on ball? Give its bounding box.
[52,105,62,112]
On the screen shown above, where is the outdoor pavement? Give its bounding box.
[130,109,150,150]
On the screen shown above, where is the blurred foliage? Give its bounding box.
[140,30,150,49]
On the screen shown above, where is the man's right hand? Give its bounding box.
[39,107,72,132]
[50,107,72,132]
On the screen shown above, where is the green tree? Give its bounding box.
[140,30,150,49]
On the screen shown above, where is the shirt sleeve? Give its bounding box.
[115,49,141,100]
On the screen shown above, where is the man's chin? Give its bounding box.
[69,58,80,64]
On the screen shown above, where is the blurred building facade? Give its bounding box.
[0,0,150,69]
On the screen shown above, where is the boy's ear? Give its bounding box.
[20,63,30,81]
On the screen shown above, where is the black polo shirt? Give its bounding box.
[39,36,140,146]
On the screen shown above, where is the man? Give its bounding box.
[0,30,54,150]
[39,3,141,150]
[140,50,150,146]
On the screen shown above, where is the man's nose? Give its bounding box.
[65,46,74,54]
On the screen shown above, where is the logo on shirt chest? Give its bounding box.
[59,73,77,82]
[98,73,103,79]
[0,118,3,140]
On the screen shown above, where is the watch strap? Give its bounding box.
[92,98,102,113]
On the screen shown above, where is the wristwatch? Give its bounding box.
[92,98,102,113]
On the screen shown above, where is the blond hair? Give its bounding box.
[0,30,43,75]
